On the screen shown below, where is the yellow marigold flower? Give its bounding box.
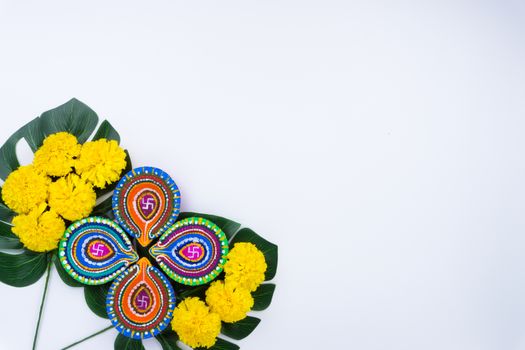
[1,165,50,214]
[12,203,65,252]
[224,242,267,292]
[33,132,81,176]
[75,139,126,189]
[48,174,96,221]
[171,297,221,349]
[205,280,254,323]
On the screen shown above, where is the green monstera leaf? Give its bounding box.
[0,119,33,180]
[252,283,276,311]
[84,283,111,319]
[0,188,15,223]
[0,250,49,287]
[197,338,240,350]
[156,330,182,350]
[93,120,121,143]
[0,98,130,288]
[221,316,261,340]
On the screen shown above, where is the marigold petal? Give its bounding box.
[48,174,96,221]
[171,297,221,348]
[33,132,81,176]
[75,139,126,189]
[1,165,50,214]
[205,280,254,323]
[12,203,65,252]
[224,242,267,292]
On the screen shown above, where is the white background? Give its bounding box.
[0,0,525,349]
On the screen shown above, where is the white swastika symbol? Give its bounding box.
[187,245,201,259]
[91,243,106,256]
[137,295,149,309]
[141,197,155,210]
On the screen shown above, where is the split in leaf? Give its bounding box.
[0,187,15,223]
[0,121,31,180]
[0,221,22,249]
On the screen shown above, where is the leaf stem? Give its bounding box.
[32,259,52,350]
[60,325,113,350]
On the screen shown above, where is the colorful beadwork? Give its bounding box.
[106,258,176,339]
[112,167,181,247]
[149,217,229,286]
[59,217,139,285]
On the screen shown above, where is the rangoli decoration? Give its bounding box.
[0,99,278,350]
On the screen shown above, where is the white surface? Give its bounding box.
[0,1,525,349]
